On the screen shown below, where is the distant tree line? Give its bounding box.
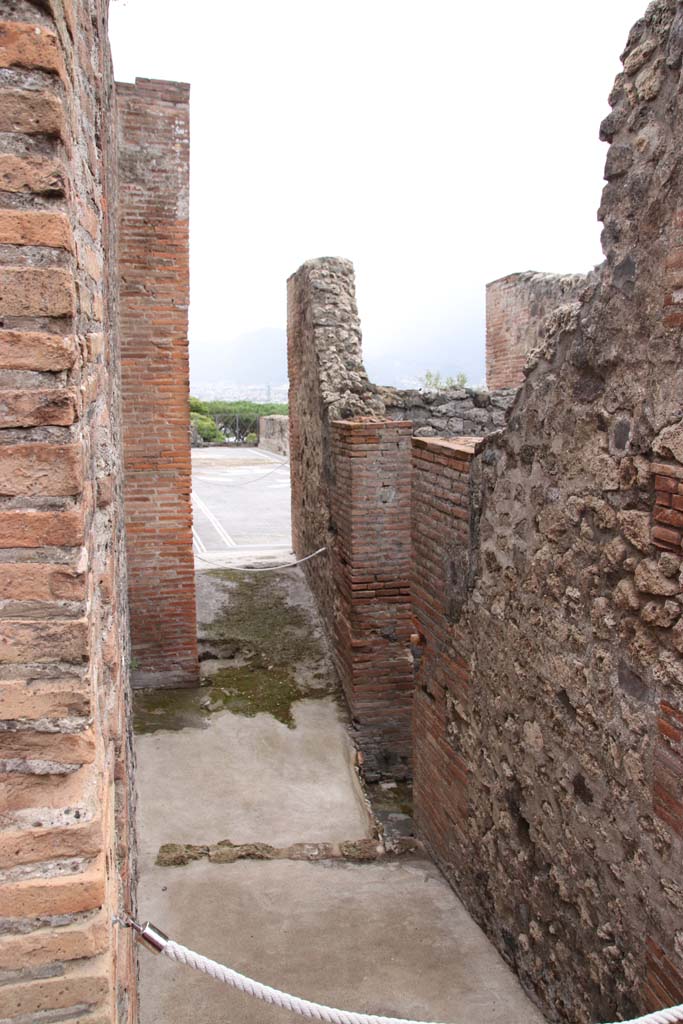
[189,396,288,444]
[419,370,468,391]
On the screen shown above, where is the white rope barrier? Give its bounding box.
[194,546,327,572]
[116,916,683,1024]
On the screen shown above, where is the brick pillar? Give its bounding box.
[411,436,483,869]
[0,5,135,1022]
[330,419,413,778]
[486,271,587,390]
[116,78,198,689]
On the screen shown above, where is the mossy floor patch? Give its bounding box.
[365,781,413,817]
[203,569,324,668]
[134,569,335,734]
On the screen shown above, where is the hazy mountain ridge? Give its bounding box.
[190,325,487,397]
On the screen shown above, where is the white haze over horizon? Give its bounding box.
[110,0,647,390]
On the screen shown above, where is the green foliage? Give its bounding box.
[190,411,222,442]
[189,397,288,417]
[419,370,468,391]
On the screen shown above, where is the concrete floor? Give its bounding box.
[134,567,546,1024]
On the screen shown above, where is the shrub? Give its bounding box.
[190,411,222,442]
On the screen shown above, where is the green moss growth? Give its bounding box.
[134,666,311,733]
[200,664,304,726]
[203,570,323,667]
[134,570,334,734]
[365,781,414,817]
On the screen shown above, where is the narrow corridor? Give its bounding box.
[133,563,546,1024]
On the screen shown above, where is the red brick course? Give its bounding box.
[117,78,198,688]
[0,5,137,1020]
[652,462,683,552]
[330,419,414,776]
[644,938,683,1013]
[411,436,482,871]
[485,272,585,390]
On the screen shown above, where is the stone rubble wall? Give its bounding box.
[0,2,136,1021]
[116,78,198,690]
[259,413,289,457]
[288,3,683,1020]
[486,270,589,390]
[380,383,517,438]
[413,3,683,1021]
[287,258,384,637]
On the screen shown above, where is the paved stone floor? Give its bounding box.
[191,446,292,567]
[134,566,546,1024]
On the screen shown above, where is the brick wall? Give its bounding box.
[411,437,481,875]
[286,258,517,779]
[117,78,198,689]
[331,419,413,777]
[485,271,588,389]
[0,3,136,1022]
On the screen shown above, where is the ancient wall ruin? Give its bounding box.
[287,259,412,773]
[0,3,136,1021]
[288,3,683,1020]
[331,419,414,776]
[486,271,588,390]
[117,78,198,689]
[286,259,511,774]
[381,384,516,438]
[259,413,289,457]
[287,259,384,643]
[0,4,198,1021]
[413,3,683,1020]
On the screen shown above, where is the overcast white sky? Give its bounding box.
[110,0,646,387]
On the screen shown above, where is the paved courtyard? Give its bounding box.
[191,446,292,567]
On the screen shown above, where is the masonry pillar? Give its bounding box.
[116,78,199,689]
[0,4,135,1021]
[410,436,483,872]
[330,419,413,778]
[486,271,587,389]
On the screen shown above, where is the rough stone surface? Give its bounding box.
[287,5,683,1022]
[413,5,683,1021]
[380,385,517,439]
[259,413,289,456]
